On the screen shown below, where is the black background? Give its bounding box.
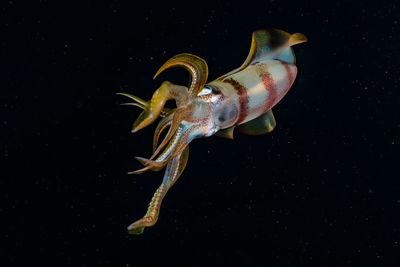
[2,0,400,266]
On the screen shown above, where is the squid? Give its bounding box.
[118,29,307,234]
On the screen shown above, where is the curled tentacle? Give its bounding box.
[153,53,209,99]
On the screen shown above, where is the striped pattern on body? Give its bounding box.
[209,59,297,125]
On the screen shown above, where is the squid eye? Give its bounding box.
[198,86,212,96]
[208,85,220,94]
[198,85,220,96]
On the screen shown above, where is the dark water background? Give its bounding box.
[2,0,400,266]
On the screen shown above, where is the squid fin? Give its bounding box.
[274,47,296,64]
[215,126,235,139]
[237,110,276,135]
[218,29,307,80]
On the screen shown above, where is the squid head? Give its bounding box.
[118,53,217,234]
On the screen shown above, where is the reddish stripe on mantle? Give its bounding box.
[224,78,249,124]
[259,70,277,113]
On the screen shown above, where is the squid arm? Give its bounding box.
[127,146,189,235]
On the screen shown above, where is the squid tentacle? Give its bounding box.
[123,53,209,173]
[153,53,209,99]
[117,81,188,133]
[152,112,174,153]
[117,92,174,117]
[147,106,187,161]
[128,120,197,175]
[127,146,189,234]
[131,81,188,132]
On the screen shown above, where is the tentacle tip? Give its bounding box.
[120,103,133,106]
[127,170,144,175]
[131,124,142,133]
[152,70,162,80]
[127,225,145,235]
[134,156,150,165]
[132,122,147,133]
[128,164,151,174]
